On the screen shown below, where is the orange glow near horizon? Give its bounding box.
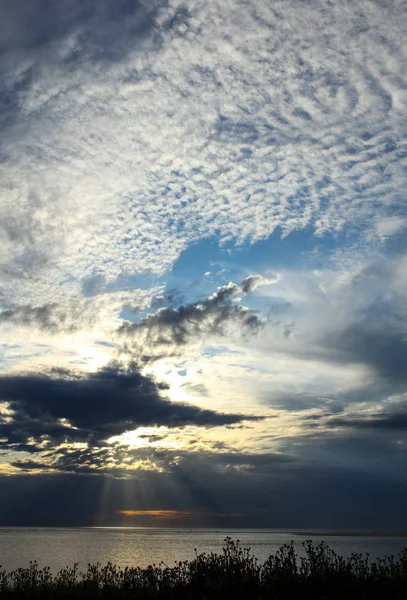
[119,510,201,519]
[119,510,243,519]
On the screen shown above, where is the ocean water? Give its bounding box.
[0,528,406,573]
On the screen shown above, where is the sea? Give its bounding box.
[0,528,406,573]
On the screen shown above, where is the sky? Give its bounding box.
[0,0,406,529]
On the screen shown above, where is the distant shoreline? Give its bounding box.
[1,526,407,537]
[290,531,407,537]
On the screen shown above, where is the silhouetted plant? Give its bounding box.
[1,538,407,599]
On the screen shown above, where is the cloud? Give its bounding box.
[0,288,158,341]
[0,0,406,531]
[252,255,407,399]
[326,325,407,384]
[0,0,160,72]
[376,217,407,239]
[314,261,407,384]
[0,362,262,454]
[118,277,265,359]
[10,445,291,478]
[0,303,91,333]
[2,454,407,528]
[0,0,406,306]
[325,394,407,432]
[240,274,278,294]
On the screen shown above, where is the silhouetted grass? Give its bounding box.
[1,537,407,599]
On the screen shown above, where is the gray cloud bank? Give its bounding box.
[1,457,407,528]
[2,390,407,528]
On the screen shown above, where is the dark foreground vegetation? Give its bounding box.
[1,538,407,599]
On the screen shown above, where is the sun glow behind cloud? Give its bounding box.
[118,510,244,521]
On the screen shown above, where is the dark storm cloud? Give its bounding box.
[0,362,262,451]
[119,277,264,350]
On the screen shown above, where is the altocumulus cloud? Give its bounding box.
[0,0,406,305]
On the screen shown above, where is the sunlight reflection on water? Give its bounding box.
[0,528,406,573]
